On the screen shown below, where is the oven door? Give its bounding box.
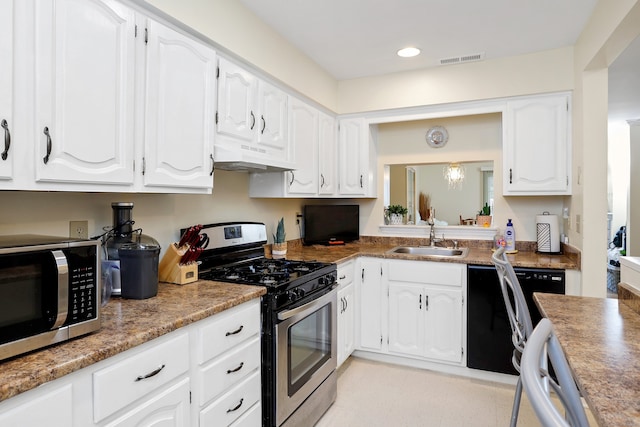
[275,287,337,426]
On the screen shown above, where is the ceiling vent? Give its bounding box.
[439,52,485,66]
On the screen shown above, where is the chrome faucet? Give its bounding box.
[427,208,443,247]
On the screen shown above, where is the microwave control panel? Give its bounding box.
[65,245,98,324]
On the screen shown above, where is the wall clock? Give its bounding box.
[426,126,449,148]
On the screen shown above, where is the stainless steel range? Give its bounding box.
[186,222,338,427]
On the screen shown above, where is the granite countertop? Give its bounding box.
[534,288,640,426]
[285,237,580,270]
[0,281,265,402]
[0,237,577,404]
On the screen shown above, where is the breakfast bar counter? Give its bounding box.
[534,288,640,426]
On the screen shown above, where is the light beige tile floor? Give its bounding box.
[316,357,595,427]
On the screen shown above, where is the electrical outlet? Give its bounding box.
[69,220,89,239]
[575,214,581,234]
[296,212,302,225]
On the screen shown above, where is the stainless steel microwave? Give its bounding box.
[0,235,101,361]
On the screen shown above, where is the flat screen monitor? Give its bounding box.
[303,205,359,245]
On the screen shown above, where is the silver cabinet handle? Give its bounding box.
[360,174,363,188]
[250,111,256,130]
[135,364,165,382]
[320,174,325,188]
[43,127,52,164]
[289,171,295,186]
[225,325,244,336]
[209,153,214,176]
[261,115,266,134]
[1,119,10,161]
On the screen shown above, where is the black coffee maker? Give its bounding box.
[104,202,161,299]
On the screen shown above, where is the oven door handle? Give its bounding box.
[277,287,336,321]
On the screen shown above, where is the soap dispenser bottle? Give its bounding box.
[505,219,516,252]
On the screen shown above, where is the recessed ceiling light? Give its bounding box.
[397,47,421,58]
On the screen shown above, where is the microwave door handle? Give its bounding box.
[51,250,69,329]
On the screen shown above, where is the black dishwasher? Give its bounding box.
[467,264,565,374]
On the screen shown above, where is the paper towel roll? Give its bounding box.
[536,213,560,253]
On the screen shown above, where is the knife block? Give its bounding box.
[158,243,198,285]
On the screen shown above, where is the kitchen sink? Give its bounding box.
[386,246,469,258]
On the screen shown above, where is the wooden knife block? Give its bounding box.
[158,243,198,285]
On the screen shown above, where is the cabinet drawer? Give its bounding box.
[230,402,261,427]
[93,332,189,423]
[387,260,464,287]
[200,371,261,426]
[337,260,354,286]
[199,336,261,405]
[198,300,260,363]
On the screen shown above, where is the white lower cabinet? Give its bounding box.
[357,257,386,352]
[356,258,466,366]
[387,259,465,364]
[337,260,355,367]
[0,299,261,427]
[0,383,73,427]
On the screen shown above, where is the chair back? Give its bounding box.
[491,247,534,363]
[521,318,589,427]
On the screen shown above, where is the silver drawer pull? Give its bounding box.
[227,398,244,413]
[227,362,244,374]
[135,364,165,382]
[225,325,244,336]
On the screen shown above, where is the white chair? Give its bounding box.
[521,318,589,427]
[491,246,534,427]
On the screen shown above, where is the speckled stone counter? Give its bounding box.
[285,237,579,270]
[534,292,640,426]
[0,280,265,402]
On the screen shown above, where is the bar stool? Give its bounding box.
[521,318,589,426]
[491,246,534,427]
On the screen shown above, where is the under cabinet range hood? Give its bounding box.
[213,144,295,172]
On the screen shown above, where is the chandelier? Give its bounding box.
[443,162,465,190]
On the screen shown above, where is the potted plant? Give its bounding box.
[476,203,492,227]
[387,204,408,225]
[272,217,287,259]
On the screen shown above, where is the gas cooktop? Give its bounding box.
[200,258,332,289]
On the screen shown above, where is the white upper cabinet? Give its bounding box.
[34,0,136,186]
[0,0,14,181]
[256,80,289,154]
[338,118,376,197]
[318,111,338,195]
[141,17,217,190]
[215,57,291,169]
[503,93,571,195]
[216,58,257,142]
[287,97,319,195]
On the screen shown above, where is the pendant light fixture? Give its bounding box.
[444,162,465,190]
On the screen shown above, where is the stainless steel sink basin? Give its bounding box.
[386,246,469,258]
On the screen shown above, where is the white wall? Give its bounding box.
[608,121,630,242]
[0,171,305,257]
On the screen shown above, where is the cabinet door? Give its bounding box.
[0,383,72,427]
[388,284,423,357]
[104,378,190,427]
[256,81,288,156]
[338,118,368,195]
[318,112,337,195]
[424,288,463,363]
[142,19,216,190]
[34,0,136,185]
[337,282,355,367]
[358,259,384,351]
[0,0,14,180]
[287,98,318,195]
[217,57,257,142]
[503,94,570,195]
